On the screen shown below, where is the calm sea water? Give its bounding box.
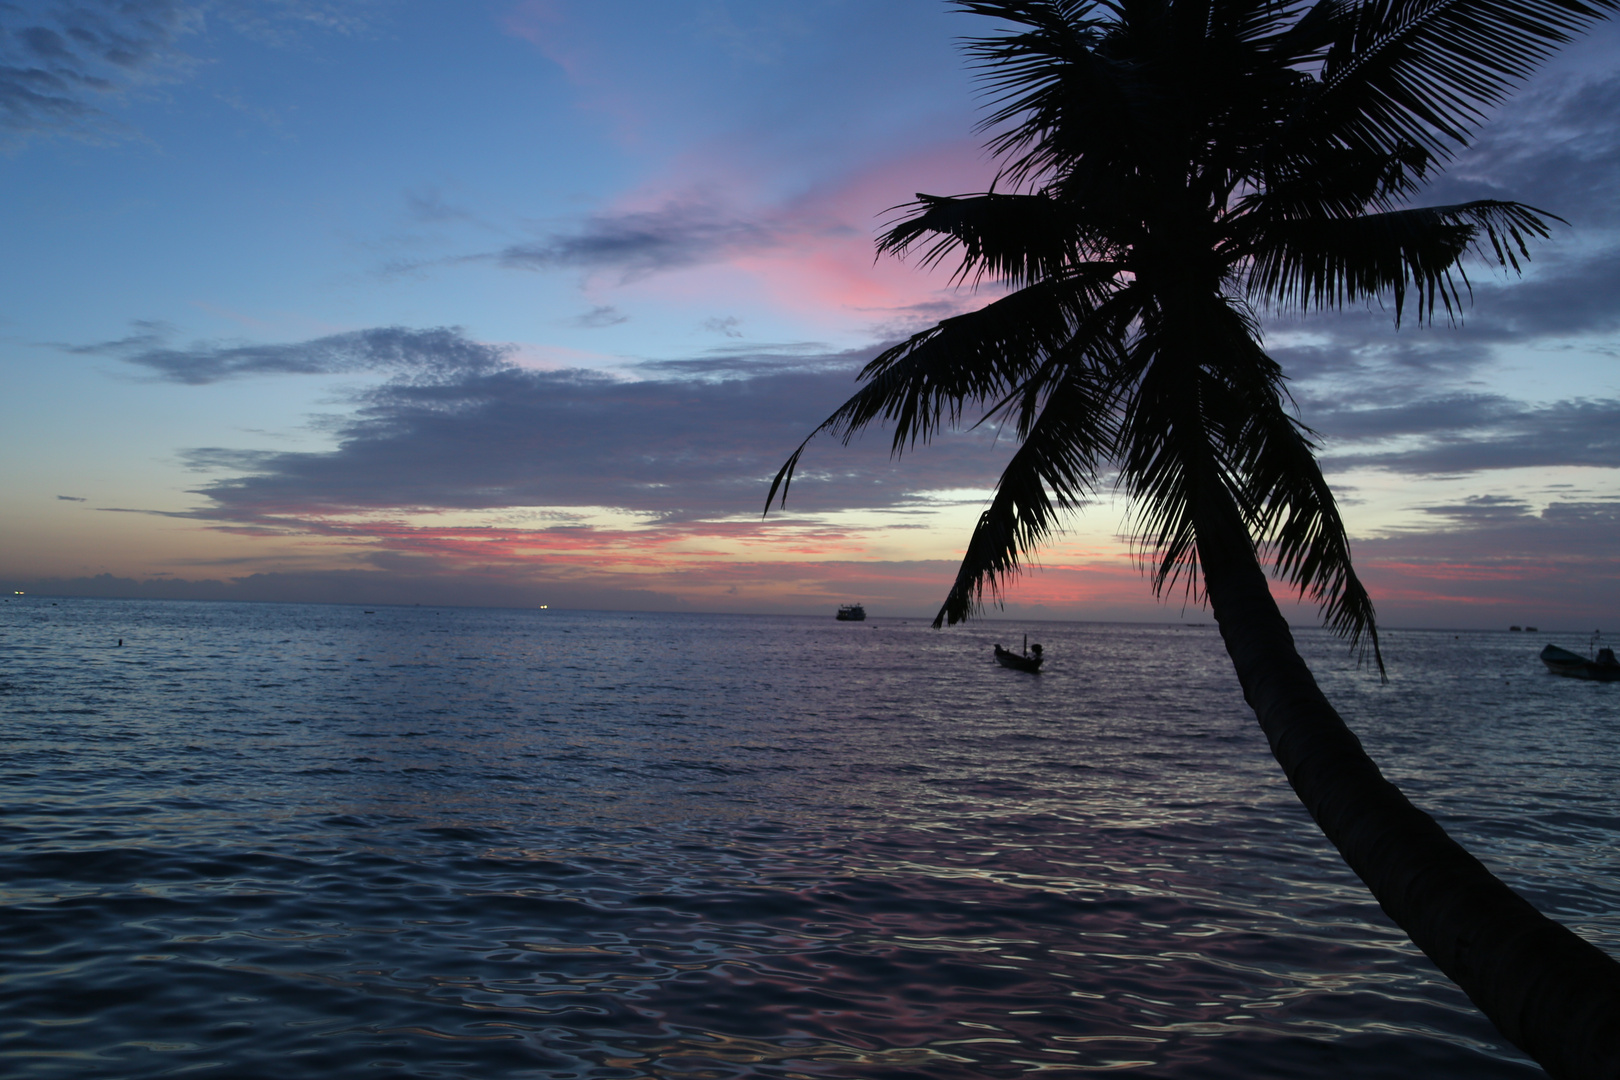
[2,598,1616,1079]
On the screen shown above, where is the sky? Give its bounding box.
[1,0,1616,630]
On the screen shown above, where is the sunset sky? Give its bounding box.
[2,0,1616,628]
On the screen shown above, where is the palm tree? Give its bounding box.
[766,1,1620,1074]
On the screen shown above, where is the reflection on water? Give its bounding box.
[1,599,1615,1078]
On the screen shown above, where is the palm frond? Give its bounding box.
[973,281,1143,441]
[1307,0,1620,158]
[763,272,1116,512]
[953,1,1150,187]
[1233,391,1386,674]
[1121,299,1386,669]
[1114,321,1238,601]
[1241,141,1434,221]
[1256,0,1349,63]
[1114,297,1285,599]
[933,365,1117,626]
[1220,0,1330,50]
[878,191,1114,288]
[1243,199,1555,322]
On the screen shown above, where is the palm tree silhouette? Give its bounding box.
[766,1,1619,1074]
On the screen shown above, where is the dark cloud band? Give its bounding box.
[1315,396,1620,474]
[185,345,1015,522]
[72,324,510,384]
[108,313,1608,528]
[0,0,191,140]
[497,197,778,278]
[1,0,385,144]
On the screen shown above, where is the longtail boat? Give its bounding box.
[995,635,1044,673]
[1540,643,1620,682]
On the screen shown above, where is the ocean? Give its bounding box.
[2,597,1616,1078]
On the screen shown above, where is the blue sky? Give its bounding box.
[2,0,1617,627]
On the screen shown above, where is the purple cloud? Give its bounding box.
[182,345,1018,523]
[498,197,779,278]
[0,0,387,144]
[71,324,510,384]
[0,0,190,141]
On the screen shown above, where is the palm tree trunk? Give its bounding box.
[1192,484,1620,1080]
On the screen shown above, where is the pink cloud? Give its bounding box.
[726,142,1009,324]
[202,501,1192,619]
[567,138,1008,329]
[60,490,1616,626]
[497,1,647,143]
[499,0,562,49]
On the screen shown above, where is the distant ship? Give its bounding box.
[835,604,866,622]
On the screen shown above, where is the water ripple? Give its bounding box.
[1,599,1614,1077]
